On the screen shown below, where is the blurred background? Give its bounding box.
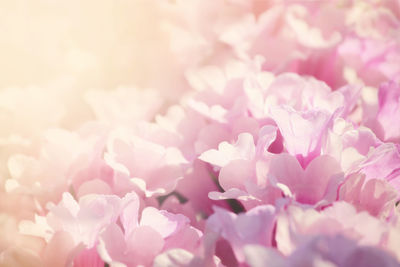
[0,0,173,91]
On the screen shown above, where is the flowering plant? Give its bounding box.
[1,0,400,266]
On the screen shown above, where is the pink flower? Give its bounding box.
[200,127,282,208]
[339,173,398,218]
[19,192,138,266]
[357,143,400,191]
[98,205,202,266]
[206,205,276,264]
[374,81,400,142]
[268,153,344,206]
[275,202,388,256]
[270,107,334,166]
[104,129,188,198]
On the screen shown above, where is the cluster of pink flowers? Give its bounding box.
[1,0,400,266]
